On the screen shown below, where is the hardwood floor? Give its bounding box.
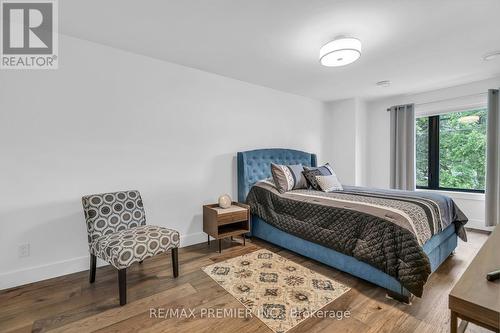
[0,230,490,333]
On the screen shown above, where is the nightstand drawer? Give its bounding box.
[218,212,246,226]
[231,210,248,222]
[217,213,233,224]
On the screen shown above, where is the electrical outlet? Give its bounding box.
[18,243,30,258]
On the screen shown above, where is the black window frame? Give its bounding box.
[416,114,485,193]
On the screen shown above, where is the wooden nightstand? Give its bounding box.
[203,202,250,253]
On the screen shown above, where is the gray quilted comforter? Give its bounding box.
[246,181,468,297]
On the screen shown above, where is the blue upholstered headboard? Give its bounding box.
[237,148,317,202]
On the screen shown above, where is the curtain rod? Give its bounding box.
[386,92,488,111]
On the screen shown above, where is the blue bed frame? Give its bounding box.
[237,148,458,301]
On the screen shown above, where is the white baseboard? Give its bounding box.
[465,218,494,232]
[0,231,208,291]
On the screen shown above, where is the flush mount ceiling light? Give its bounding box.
[482,51,500,61]
[319,37,361,67]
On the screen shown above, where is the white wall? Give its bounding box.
[0,35,325,289]
[323,98,367,186]
[354,99,368,186]
[364,76,500,231]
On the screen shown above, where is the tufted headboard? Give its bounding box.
[237,148,317,202]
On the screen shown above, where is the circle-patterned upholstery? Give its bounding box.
[82,190,147,245]
[82,190,180,269]
[89,225,180,269]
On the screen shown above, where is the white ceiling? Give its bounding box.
[60,0,500,101]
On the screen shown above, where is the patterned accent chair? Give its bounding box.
[82,190,180,306]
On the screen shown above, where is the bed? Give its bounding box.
[237,148,467,302]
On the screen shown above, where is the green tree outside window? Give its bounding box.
[416,108,487,191]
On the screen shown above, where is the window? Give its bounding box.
[416,108,487,192]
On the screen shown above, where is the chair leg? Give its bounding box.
[171,248,179,278]
[89,254,96,283]
[118,269,127,306]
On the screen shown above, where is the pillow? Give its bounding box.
[303,163,335,175]
[302,168,323,190]
[302,163,335,190]
[270,163,307,193]
[315,174,343,192]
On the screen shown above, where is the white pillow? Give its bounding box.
[315,174,343,192]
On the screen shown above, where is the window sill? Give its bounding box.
[416,188,485,201]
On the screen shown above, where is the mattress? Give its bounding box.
[246,181,468,297]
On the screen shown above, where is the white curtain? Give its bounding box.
[485,89,500,226]
[389,104,415,190]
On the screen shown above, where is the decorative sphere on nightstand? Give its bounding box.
[218,194,232,208]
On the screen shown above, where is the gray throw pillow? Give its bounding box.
[270,163,307,193]
[303,163,335,175]
[302,168,323,190]
[302,163,336,190]
[315,174,344,192]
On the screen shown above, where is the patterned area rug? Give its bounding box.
[202,249,350,333]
